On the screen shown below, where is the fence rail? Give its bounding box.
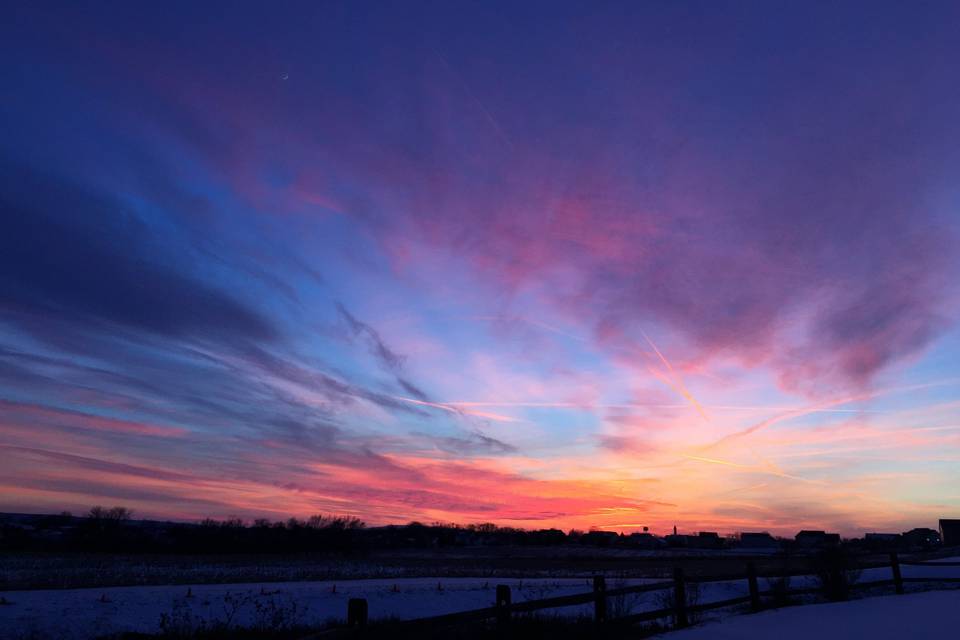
[304,552,960,638]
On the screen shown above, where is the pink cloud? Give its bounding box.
[0,400,188,438]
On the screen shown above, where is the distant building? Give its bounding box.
[692,531,723,549]
[665,533,691,548]
[939,519,960,547]
[627,532,665,549]
[864,533,901,550]
[581,530,620,547]
[739,532,780,549]
[795,530,840,548]
[527,528,567,545]
[902,527,941,550]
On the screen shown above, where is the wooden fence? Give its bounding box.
[307,553,960,637]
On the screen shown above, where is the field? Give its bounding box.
[1,551,959,639]
[667,590,960,639]
[0,546,898,590]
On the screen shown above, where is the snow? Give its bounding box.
[0,577,652,638]
[1,560,957,639]
[0,575,761,638]
[864,559,960,581]
[663,590,960,639]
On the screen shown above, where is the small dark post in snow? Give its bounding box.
[347,598,368,627]
[496,584,512,630]
[593,575,607,623]
[673,567,688,628]
[747,563,761,612]
[890,552,904,595]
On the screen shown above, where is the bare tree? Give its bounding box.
[88,505,133,522]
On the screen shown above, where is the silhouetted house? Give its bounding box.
[664,534,686,547]
[581,530,620,547]
[864,533,901,550]
[795,530,840,549]
[902,527,941,550]
[528,528,567,546]
[666,534,697,548]
[739,532,780,549]
[939,519,960,547]
[627,532,665,549]
[692,531,723,549]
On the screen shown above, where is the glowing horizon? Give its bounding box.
[1,2,960,538]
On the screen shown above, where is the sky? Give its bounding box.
[1,1,959,537]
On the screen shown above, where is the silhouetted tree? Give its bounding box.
[88,506,133,523]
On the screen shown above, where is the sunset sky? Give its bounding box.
[2,1,959,537]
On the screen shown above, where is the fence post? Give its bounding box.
[673,567,688,628]
[593,575,607,623]
[890,552,904,595]
[496,584,512,630]
[347,598,368,628]
[747,563,761,612]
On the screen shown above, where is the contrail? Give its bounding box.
[681,454,820,484]
[472,314,588,342]
[432,49,514,150]
[646,366,702,413]
[393,396,520,423]
[718,482,769,496]
[526,318,588,342]
[682,454,750,469]
[437,400,883,412]
[421,376,960,417]
[641,330,710,422]
[701,394,870,453]
[703,378,960,451]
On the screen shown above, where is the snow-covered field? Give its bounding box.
[1,558,957,639]
[862,556,960,581]
[0,576,736,639]
[664,590,960,639]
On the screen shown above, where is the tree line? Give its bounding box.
[0,507,574,554]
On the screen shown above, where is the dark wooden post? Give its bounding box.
[496,584,512,630]
[347,598,368,628]
[673,567,688,628]
[593,575,607,623]
[747,563,761,612]
[890,552,904,595]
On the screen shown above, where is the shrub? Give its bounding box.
[764,575,794,608]
[654,579,702,626]
[812,548,861,601]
